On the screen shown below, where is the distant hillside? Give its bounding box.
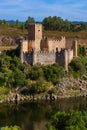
[72,21,87,24]
[7,20,25,24]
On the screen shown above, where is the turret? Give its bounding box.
[73,39,78,57]
[19,38,24,63]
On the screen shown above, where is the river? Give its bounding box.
[0,96,87,130]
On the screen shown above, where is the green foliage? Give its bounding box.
[29,63,64,84]
[0,19,9,28]
[0,86,9,95]
[43,16,72,31]
[46,122,56,130]
[47,111,87,130]
[0,54,27,88]
[44,64,64,84]
[42,16,87,31]
[25,16,35,28]
[29,64,44,80]
[69,57,87,78]
[14,68,27,86]
[0,52,64,95]
[36,78,52,93]
[1,125,21,130]
[0,17,87,37]
[78,45,86,56]
[29,78,52,95]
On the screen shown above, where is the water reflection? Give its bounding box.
[0,97,87,130]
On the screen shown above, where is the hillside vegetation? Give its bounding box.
[43,30,87,39]
[0,26,87,39]
[0,26,27,38]
[0,16,87,42]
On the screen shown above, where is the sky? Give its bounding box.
[0,0,87,22]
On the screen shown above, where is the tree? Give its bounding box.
[69,57,86,78]
[13,19,20,28]
[78,45,86,56]
[36,77,50,93]
[25,16,35,28]
[0,54,28,87]
[14,68,27,86]
[29,64,44,80]
[0,19,9,28]
[64,19,72,31]
[42,16,72,31]
[44,64,64,84]
[47,111,87,130]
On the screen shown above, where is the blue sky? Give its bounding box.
[0,0,87,21]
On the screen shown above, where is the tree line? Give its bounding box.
[0,16,87,31]
[47,110,87,130]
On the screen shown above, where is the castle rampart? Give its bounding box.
[33,50,55,65]
[48,36,66,52]
[19,23,78,70]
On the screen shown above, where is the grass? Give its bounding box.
[0,86,10,100]
[1,125,21,130]
[0,26,87,39]
[0,26,27,38]
[43,30,87,39]
[65,90,80,97]
[0,86,9,95]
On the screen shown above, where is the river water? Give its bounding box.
[0,97,87,130]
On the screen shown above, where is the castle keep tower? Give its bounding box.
[28,23,42,51]
[73,39,78,57]
[20,23,78,70]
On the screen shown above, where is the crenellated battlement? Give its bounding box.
[34,50,55,54]
[19,23,77,70]
[48,36,65,42]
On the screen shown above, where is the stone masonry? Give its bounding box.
[19,23,77,70]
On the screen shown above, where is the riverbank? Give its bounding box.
[0,76,87,103]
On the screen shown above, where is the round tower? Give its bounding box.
[19,38,24,63]
[73,39,78,57]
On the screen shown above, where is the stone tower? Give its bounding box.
[73,39,78,57]
[28,23,42,51]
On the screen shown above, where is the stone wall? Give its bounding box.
[56,50,67,69]
[48,36,66,52]
[20,45,74,70]
[35,24,42,40]
[28,24,42,51]
[40,36,66,52]
[73,40,78,57]
[28,40,35,51]
[19,23,78,70]
[21,49,73,70]
[66,38,74,49]
[23,51,33,65]
[28,24,35,40]
[56,49,73,70]
[40,38,48,51]
[33,51,55,65]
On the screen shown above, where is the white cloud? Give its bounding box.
[0,0,87,21]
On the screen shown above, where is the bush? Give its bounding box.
[1,125,21,130]
[47,111,87,130]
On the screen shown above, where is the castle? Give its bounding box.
[19,23,77,70]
